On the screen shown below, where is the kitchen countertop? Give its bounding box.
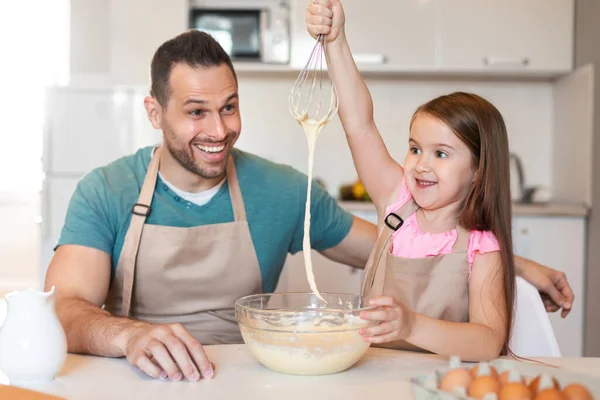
[339,201,589,217]
[7,345,600,400]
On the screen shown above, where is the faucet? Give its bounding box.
[510,153,542,203]
[509,153,525,200]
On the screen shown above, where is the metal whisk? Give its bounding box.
[288,34,339,123]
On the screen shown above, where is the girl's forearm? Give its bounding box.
[406,313,505,362]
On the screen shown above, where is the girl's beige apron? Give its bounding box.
[361,198,471,351]
[105,146,262,345]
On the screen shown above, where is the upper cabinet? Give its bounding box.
[290,0,574,77]
[107,0,189,84]
[437,0,574,74]
[69,0,188,85]
[290,0,437,70]
[69,0,575,83]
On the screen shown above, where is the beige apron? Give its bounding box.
[105,146,262,344]
[361,198,470,351]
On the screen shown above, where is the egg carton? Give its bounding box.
[410,358,600,400]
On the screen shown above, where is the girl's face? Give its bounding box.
[404,113,477,211]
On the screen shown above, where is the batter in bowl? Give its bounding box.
[239,313,370,375]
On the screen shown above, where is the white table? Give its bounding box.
[10,345,600,400]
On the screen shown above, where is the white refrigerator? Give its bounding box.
[41,85,161,279]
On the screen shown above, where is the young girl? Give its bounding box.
[306,0,515,361]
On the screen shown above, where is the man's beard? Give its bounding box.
[163,130,233,180]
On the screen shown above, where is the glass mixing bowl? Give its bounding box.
[234,292,378,376]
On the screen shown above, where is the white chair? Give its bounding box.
[509,276,561,357]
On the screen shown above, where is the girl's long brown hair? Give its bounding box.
[412,92,515,355]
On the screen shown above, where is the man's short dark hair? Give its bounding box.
[150,30,237,107]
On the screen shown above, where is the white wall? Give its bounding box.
[235,74,555,197]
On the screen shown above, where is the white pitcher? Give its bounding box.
[0,286,67,382]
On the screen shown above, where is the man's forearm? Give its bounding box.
[56,297,149,357]
[320,217,378,269]
[513,255,526,276]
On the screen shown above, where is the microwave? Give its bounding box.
[189,0,290,64]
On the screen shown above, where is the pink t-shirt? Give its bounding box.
[384,179,500,276]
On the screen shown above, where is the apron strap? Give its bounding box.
[120,146,162,316]
[360,198,419,296]
[453,225,471,252]
[225,155,246,222]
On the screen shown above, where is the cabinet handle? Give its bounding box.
[352,54,387,65]
[521,228,529,235]
[483,57,530,67]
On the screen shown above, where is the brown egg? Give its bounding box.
[469,375,501,399]
[500,370,526,386]
[440,367,473,392]
[562,383,594,400]
[535,388,567,400]
[499,382,533,400]
[472,363,499,379]
[530,375,561,394]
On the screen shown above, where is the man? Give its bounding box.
[45,30,574,383]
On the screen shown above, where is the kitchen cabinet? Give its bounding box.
[290,0,574,77]
[69,0,110,78]
[43,88,136,174]
[43,86,160,175]
[69,0,188,85]
[290,0,437,71]
[437,0,574,74]
[107,0,188,84]
[513,215,586,357]
[277,210,586,357]
[69,0,575,80]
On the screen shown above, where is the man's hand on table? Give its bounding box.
[123,322,215,381]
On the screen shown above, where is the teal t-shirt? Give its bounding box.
[57,146,353,293]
